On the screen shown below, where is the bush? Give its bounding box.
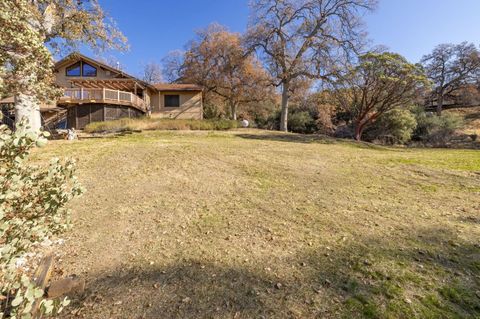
[364,109,417,144]
[84,118,239,133]
[288,111,317,134]
[255,109,320,134]
[413,109,463,146]
[0,122,83,317]
[202,103,222,119]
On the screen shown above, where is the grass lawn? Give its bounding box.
[33,129,480,318]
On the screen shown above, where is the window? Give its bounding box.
[66,61,97,77]
[164,95,180,107]
[82,63,97,77]
[66,62,81,76]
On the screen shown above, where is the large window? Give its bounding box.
[66,62,81,76]
[66,61,97,77]
[82,63,97,77]
[164,95,180,107]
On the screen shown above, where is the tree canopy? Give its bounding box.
[246,0,377,131]
[165,24,272,120]
[421,42,480,115]
[333,52,428,140]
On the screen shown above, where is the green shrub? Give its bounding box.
[84,118,239,133]
[413,109,463,146]
[202,103,222,119]
[364,109,417,144]
[0,122,83,317]
[288,111,317,134]
[256,109,319,133]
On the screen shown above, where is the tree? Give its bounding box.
[167,24,272,120]
[142,62,163,84]
[0,0,59,132]
[1,0,127,132]
[421,42,480,115]
[246,0,376,131]
[333,52,428,141]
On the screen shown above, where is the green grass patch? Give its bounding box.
[385,150,480,172]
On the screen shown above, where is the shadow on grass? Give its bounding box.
[64,227,479,318]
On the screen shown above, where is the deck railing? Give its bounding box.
[62,88,146,111]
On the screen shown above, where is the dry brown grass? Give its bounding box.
[83,118,238,133]
[32,130,480,318]
[446,105,480,136]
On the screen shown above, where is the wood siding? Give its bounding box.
[151,91,203,119]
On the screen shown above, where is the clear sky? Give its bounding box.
[90,0,480,76]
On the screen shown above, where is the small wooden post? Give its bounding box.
[31,253,54,318]
[80,87,83,100]
[102,88,105,100]
[117,90,120,102]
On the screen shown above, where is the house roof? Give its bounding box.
[55,52,155,90]
[55,53,202,93]
[153,83,203,92]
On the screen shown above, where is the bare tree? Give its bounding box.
[421,42,480,115]
[162,50,185,83]
[96,55,124,71]
[141,62,163,84]
[246,0,376,131]
[333,52,428,141]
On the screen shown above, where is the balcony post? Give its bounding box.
[102,88,105,100]
[80,87,83,100]
[117,90,120,101]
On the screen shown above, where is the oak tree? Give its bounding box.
[333,52,428,141]
[167,24,272,120]
[421,42,480,115]
[246,0,376,131]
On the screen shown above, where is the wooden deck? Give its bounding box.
[60,88,147,112]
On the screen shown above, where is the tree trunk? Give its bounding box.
[436,93,443,116]
[230,102,237,121]
[14,94,42,132]
[280,81,289,132]
[354,121,364,141]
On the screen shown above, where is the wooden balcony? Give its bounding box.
[60,88,147,112]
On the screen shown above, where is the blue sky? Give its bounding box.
[90,0,480,76]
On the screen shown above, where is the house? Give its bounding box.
[0,53,203,129]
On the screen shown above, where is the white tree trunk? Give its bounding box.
[14,94,42,132]
[230,102,237,121]
[280,81,289,132]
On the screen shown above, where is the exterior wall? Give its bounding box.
[151,91,203,119]
[66,104,143,129]
[49,56,204,124]
[55,61,120,88]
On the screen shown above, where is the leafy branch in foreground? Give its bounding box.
[0,121,84,318]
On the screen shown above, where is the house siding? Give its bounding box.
[151,91,203,119]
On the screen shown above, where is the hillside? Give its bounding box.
[33,130,480,318]
[446,105,480,135]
